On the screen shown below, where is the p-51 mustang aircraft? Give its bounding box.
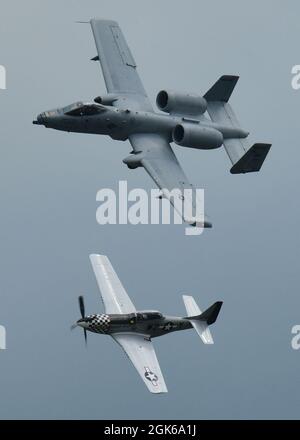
[72,254,223,394]
[34,18,271,227]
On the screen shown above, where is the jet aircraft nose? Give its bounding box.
[33,113,45,125]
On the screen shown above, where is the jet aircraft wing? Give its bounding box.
[90,20,210,227]
[129,133,211,227]
[112,333,168,394]
[89,254,136,314]
[90,19,153,111]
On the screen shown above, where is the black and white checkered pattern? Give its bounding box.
[87,314,111,333]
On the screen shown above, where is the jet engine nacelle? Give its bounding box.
[173,124,223,150]
[94,94,118,105]
[156,90,207,116]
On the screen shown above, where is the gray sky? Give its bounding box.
[0,0,300,419]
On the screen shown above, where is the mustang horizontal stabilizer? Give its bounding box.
[205,75,271,173]
[183,295,223,344]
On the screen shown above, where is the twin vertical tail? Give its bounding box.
[182,295,223,344]
[204,75,271,174]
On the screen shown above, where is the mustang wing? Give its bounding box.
[112,333,168,394]
[90,19,153,111]
[89,254,136,314]
[129,133,211,227]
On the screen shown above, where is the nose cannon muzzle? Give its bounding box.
[33,114,45,125]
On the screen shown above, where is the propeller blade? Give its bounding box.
[79,295,85,319]
[76,296,88,346]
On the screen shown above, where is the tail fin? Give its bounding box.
[204,75,271,173]
[204,75,239,103]
[182,295,223,345]
[230,143,272,174]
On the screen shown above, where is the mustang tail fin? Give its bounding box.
[204,75,271,173]
[182,295,223,344]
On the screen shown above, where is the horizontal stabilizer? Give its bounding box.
[230,143,272,174]
[205,81,252,167]
[205,76,271,172]
[182,295,201,316]
[190,320,214,344]
[204,75,239,103]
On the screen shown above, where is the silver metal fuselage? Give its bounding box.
[34,102,248,145]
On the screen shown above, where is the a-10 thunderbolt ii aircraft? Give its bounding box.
[33,18,271,227]
[72,254,223,393]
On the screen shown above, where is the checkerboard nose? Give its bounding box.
[89,314,111,332]
[76,314,111,332]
